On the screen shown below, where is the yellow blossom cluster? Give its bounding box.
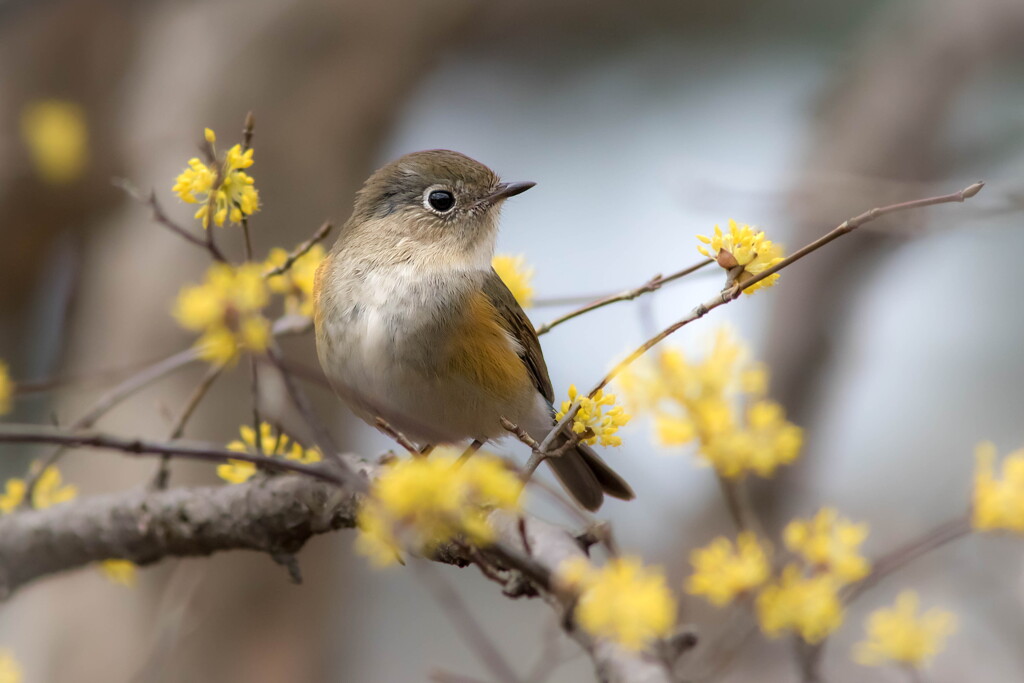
[617,329,801,478]
[686,531,770,605]
[0,464,77,514]
[854,591,956,668]
[686,508,870,644]
[558,556,677,651]
[697,219,784,294]
[265,244,325,318]
[20,100,88,185]
[217,422,323,484]
[784,507,870,583]
[356,450,522,566]
[491,254,535,308]
[555,385,631,447]
[0,649,21,683]
[172,128,259,228]
[0,360,12,415]
[972,441,1024,532]
[757,566,845,644]
[756,508,871,643]
[174,263,271,365]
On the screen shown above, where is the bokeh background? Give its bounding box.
[1,0,1022,681]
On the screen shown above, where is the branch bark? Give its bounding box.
[0,456,677,683]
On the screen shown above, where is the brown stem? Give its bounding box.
[153,363,226,489]
[113,180,227,262]
[538,182,985,451]
[535,258,714,336]
[263,222,333,278]
[0,423,344,484]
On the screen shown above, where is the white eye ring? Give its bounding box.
[423,185,456,213]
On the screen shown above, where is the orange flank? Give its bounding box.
[312,251,333,329]
[447,291,530,398]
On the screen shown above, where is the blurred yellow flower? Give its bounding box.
[266,244,326,318]
[0,649,21,683]
[31,465,77,510]
[355,450,522,566]
[492,254,535,308]
[172,129,259,228]
[686,532,770,606]
[783,507,871,583]
[174,263,271,365]
[853,591,956,668]
[0,361,12,415]
[20,100,88,185]
[697,219,784,294]
[100,559,137,587]
[555,385,630,447]
[617,330,802,479]
[756,565,844,644]
[216,459,258,484]
[0,479,25,514]
[558,556,676,651]
[217,422,322,484]
[972,441,1024,532]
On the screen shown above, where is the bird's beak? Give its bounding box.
[477,181,536,207]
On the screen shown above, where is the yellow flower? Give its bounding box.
[0,479,25,514]
[555,385,631,447]
[20,100,88,185]
[783,508,870,583]
[218,422,321,483]
[0,649,22,683]
[617,330,802,479]
[853,591,956,668]
[172,129,259,228]
[355,450,522,566]
[972,441,1024,532]
[174,263,271,365]
[558,556,676,651]
[31,465,77,509]
[491,254,535,308]
[756,565,844,644]
[216,460,257,484]
[265,244,326,318]
[0,361,13,415]
[686,532,770,606]
[100,559,137,587]
[696,219,784,294]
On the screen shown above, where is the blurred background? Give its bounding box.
[0,0,1022,680]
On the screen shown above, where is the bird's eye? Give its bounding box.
[426,189,455,213]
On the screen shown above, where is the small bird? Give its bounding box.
[313,150,633,510]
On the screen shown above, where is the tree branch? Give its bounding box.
[0,454,677,683]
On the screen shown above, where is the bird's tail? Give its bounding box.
[545,436,634,511]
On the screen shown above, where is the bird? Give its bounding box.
[313,149,633,510]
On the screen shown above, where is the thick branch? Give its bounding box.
[0,455,676,682]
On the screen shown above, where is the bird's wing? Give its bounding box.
[482,269,554,404]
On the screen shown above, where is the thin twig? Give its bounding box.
[153,363,226,489]
[414,560,523,683]
[455,440,484,467]
[539,182,985,449]
[13,353,180,396]
[264,222,333,278]
[374,417,419,455]
[23,348,201,505]
[241,111,255,152]
[114,180,227,262]
[535,258,714,335]
[0,423,344,485]
[845,515,972,604]
[265,345,364,491]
